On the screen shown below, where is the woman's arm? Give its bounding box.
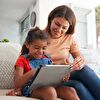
[14,66,37,89]
[71,51,85,70]
[69,36,85,70]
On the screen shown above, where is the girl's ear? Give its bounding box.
[25,42,29,49]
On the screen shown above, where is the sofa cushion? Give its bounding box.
[0,96,38,100]
[80,48,100,74]
[0,95,62,100]
[0,43,21,89]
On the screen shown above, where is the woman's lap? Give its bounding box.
[64,65,100,100]
[63,80,95,100]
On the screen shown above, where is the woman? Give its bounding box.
[44,5,100,100]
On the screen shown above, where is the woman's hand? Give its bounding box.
[71,56,85,70]
[62,73,70,82]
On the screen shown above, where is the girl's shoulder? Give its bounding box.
[17,54,28,61]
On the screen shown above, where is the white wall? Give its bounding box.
[29,0,39,28]
[38,0,67,29]
[87,9,97,49]
[19,0,39,45]
[0,0,39,45]
[74,6,96,49]
[0,18,20,43]
[38,0,97,49]
[0,0,97,49]
[73,6,90,48]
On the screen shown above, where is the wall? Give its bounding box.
[38,0,96,49]
[73,6,90,48]
[0,0,97,49]
[0,18,20,43]
[0,0,39,45]
[29,0,39,28]
[19,0,39,45]
[38,0,67,29]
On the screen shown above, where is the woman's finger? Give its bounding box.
[71,57,85,70]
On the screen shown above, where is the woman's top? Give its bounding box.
[15,54,52,74]
[46,34,80,65]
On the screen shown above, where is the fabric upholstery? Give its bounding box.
[0,43,21,89]
[80,48,100,74]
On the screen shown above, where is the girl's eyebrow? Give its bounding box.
[32,45,47,48]
[31,44,39,47]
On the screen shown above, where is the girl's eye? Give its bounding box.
[34,47,40,50]
[33,47,47,50]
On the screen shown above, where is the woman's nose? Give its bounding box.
[57,27,62,32]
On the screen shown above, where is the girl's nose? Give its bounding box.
[38,49,43,54]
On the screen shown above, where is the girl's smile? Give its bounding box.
[26,39,47,59]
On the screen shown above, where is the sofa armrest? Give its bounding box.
[0,43,21,89]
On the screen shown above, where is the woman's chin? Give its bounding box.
[52,35,61,39]
[51,34,62,39]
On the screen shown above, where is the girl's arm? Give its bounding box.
[14,66,37,89]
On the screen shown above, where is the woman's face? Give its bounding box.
[50,17,70,39]
[26,39,47,59]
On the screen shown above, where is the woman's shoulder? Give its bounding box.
[61,34,75,41]
[64,34,74,38]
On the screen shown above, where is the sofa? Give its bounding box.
[0,43,100,99]
[80,48,100,76]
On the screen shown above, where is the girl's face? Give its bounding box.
[50,17,70,39]
[26,39,48,59]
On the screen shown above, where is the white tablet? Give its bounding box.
[29,65,71,93]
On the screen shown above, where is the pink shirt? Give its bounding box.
[46,34,79,65]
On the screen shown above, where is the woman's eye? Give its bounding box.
[63,26,68,30]
[55,22,60,27]
[43,47,47,50]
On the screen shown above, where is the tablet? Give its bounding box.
[29,65,71,93]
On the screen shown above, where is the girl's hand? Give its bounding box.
[71,56,85,70]
[6,89,21,96]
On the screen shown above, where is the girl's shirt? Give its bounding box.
[46,34,80,65]
[15,54,52,74]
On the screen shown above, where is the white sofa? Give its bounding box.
[80,48,100,76]
[0,43,62,100]
[0,43,100,100]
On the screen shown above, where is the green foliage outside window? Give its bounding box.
[1,38,9,42]
[96,6,100,27]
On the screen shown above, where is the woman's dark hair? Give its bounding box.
[46,5,76,34]
[21,27,48,55]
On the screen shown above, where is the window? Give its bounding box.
[30,12,36,27]
[20,15,29,33]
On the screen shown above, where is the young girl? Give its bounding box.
[7,27,79,100]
